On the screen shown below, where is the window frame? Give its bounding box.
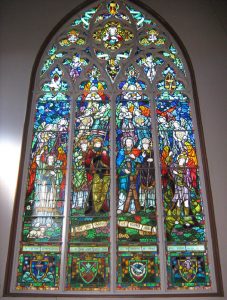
[3,0,223,297]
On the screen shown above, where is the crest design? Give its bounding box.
[79,260,98,284]
[129,260,147,283]
[30,259,49,282]
[178,258,198,282]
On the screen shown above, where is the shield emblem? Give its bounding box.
[79,260,98,284]
[178,258,198,282]
[129,260,148,283]
[30,259,49,282]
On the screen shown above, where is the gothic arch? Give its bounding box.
[4,0,223,297]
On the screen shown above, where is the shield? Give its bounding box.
[30,259,49,282]
[129,260,148,283]
[178,258,198,282]
[79,260,98,284]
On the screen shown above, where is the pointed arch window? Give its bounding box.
[5,0,222,297]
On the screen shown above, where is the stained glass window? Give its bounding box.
[8,0,219,296]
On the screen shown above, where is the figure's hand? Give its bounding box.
[147,158,153,162]
[124,169,130,174]
[129,154,135,159]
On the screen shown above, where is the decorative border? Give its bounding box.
[3,0,224,297]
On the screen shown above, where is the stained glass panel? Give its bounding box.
[155,64,210,289]
[22,217,63,243]
[67,247,109,290]
[16,63,70,290]
[116,66,159,290]
[67,65,110,291]
[14,0,214,294]
[167,245,210,288]
[17,252,61,290]
[40,46,66,76]
[117,247,159,289]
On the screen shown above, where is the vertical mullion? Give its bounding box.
[110,88,117,292]
[59,95,75,291]
[150,95,167,292]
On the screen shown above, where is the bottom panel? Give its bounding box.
[167,245,210,289]
[66,246,110,291]
[117,246,160,290]
[16,251,61,290]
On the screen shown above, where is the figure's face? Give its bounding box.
[173,121,180,129]
[59,119,68,130]
[158,116,166,124]
[80,142,88,152]
[135,116,144,125]
[147,55,153,62]
[109,26,117,35]
[175,131,186,140]
[143,142,149,150]
[94,141,101,149]
[47,156,54,166]
[100,105,106,113]
[179,157,186,166]
[72,56,80,63]
[121,106,127,113]
[125,139,133,149]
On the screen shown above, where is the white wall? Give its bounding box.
[0,0,226,299]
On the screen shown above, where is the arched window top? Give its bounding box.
[5,0,222,297]
[36,2,189,80]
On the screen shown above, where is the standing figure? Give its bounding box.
[72,138,90,209]
[171,153,192,222]
[172,120,188,156]
[84,137,110,213]
[139,138,155,209]
[33,153,57,229]
[117,137,142,214]
[92,103,111,136]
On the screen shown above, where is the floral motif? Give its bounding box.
[140,28,166,47]
[59,30,85,47]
